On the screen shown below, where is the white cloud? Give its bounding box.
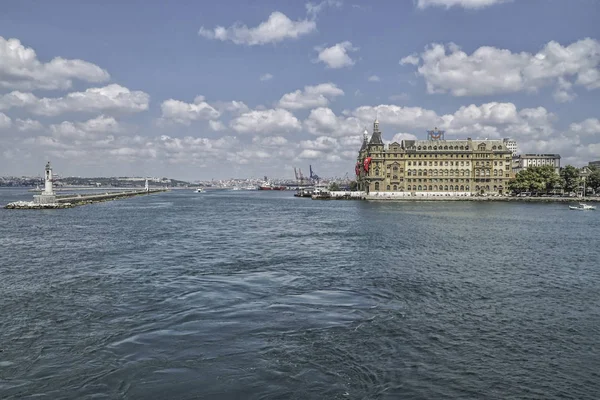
[0,36,110,91]
[260,73,273,81]
[304,107,363,137]
[300,136,339,151]
[209,120,226,131]
[230,108,301,134]
[404,38,600,99]
[213,100,250,114]
[160,96,220,125]
[15,118,42,132]
[198,12,316,46]
[306,0,342,18]
[0,112,11,129]
[399,54,419,66]
[278,83,344,109]
[368,75,381,82]
[416,0,511,9]
[298,149,323,159]
[390,133,418,143]
[351,104,442,129]
[569,118,600,136]
[252,136,288,146]
[553,77,576,103]
[0,84,149,116]
[315,41,358,69]
[50,115,121,140]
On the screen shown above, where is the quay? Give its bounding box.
[4,162,168,209]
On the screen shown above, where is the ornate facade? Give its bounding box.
[356,120,513,195]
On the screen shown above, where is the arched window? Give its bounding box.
[492,146,497,150]
[407,171,412,176]
[393,166,398,171]
[374,182,380,190]
[444,185,449,190]
[493,170,498,176]
[418,146,421,150]
[460,185,464,191]
[418,185,422,190]
[413,169,417,175]
[393,185,397,190]
[423,170,428,176]
[418,170,422,176]
[434,185,438,190]
[413,185,417,190]
[450,185,454,191]
[465,185,469,191]
[460,146,464,150]
[428,146,432,150]
[387,185,391,190]
[476,170,480,176]
[444,146,448,150]
[408,161,412,166]
[460,170,464,176]
[476,185,480,190]
[433,146,437,150]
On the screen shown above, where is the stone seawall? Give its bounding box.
[4,189,168,209]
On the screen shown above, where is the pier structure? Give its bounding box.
[5,161,169,209]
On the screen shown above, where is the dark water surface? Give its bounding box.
[1,188,599,399]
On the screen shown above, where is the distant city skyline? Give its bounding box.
[0,0,599,181]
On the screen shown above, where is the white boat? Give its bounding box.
[569,203,596,210]
[195,187,205,193]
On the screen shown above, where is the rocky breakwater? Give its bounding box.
[4,201,74,209]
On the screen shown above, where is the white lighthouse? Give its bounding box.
[34,161,57,204]
[43,161,54,195]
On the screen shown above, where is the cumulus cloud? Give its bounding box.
[0,36,110,91]
[230,108,301,134]
[403,38,600,99]
[160,96,220,125]
[260,73,273,81]
[198,12,316,45]
[0,84,149,116]
[209,120,226,131]
[15,118,43,132]
[569,118,600,136]
[252,136,288,146]
[304,107,363,137]
[314,41,358,69]
[50,115,121,140]
[0,112,11,129]
[416,0,511,9]
[278,83,344,109]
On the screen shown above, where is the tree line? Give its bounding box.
[508,164,600,195]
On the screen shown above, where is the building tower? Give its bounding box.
[43,161,54,195]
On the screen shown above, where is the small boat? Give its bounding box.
[195,187,205,193]
[569,203,596,211]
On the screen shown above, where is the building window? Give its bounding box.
[374,182,380,191]
[393,185,397,190]
[387,185,390,190]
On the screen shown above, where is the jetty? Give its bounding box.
[4,161,168,209]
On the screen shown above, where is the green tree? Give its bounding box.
[509,165,561,194]
[560,165,580,193]
[329,182,340,191]
[586,165,600,193]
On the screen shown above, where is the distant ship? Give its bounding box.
[258,182,286,191]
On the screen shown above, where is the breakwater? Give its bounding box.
[4,188,168,209]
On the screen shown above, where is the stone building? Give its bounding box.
[356,120,513,195]
[512,154,561,175]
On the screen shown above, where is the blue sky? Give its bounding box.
[1,0,599,180]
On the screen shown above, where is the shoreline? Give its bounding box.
[365,195,599,202]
